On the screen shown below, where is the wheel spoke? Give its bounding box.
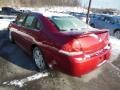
[115,31,120,39]
[33,47,45,70]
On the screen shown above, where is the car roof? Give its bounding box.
[98,14,120,19]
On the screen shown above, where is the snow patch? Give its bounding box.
[109,36,120,62]
[81,66,103,82]
[3,72,49,87]
[18,6,88,13]
[0,15,16,30]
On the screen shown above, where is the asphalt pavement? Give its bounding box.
[0,30,120,90]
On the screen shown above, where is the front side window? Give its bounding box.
[104,17,110,23]
[16,14,26,26]
[99,16,105,21]
[50,16,91,32]
[104,17,114,24]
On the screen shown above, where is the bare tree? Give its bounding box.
[0,0,81,7]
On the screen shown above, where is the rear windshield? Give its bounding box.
[50,16,91,32]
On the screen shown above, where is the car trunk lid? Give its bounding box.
[76,30,109,53]
[62,30,109,54]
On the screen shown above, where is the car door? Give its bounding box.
[19,14,47,53]
[11,14,27,45]
[96,16,107,29]
[104,17,114,29]
[18,15,36,52]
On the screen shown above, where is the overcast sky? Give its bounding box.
[80,0,120,10]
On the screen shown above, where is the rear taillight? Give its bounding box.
[104,32,110,45]
[60,40,84,56]
[62,41,73,52]
[62,40,82,52]
[72,40,82,51]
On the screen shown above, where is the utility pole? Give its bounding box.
[86,0,92,24]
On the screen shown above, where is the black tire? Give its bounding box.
[90,23,95,28]
[114,30,120,39]
[32,47,46,71]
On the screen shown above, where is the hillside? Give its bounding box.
[0,0,80,7]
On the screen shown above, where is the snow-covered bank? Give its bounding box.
[3,72,49,87]
[109,36,120,62]
[0,15,16,30]
[0,6,89,30]
[18,6,88,13]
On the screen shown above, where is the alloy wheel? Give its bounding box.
[33,47,46,71]
[114,31,120,39]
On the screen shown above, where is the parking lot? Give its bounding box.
[0,29,120,90]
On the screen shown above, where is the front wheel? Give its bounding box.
[114,30,120,39]
[33,47,46,71]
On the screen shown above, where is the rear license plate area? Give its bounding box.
[97,55,106,67]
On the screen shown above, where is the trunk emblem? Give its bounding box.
[89,34,102,42]
[89,34,98,39]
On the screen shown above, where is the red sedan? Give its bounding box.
[8,12,111,77]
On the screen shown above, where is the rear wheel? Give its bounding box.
[114,30,120,39]
[33,47,46,71]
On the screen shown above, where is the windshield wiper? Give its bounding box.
[70,28,78,31]
[60,29,67,31]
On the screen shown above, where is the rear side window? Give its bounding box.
[24,15,35,28]
[28,17,43,30]
[16,14,26,26]
[99,16,105,21]
[34,19,43,30]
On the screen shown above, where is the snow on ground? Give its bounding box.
[18,6,89,13]
[109,36,120,62]
[3,71,49,87]
[0,8,120,87]
[0,19,12,30]
[0,15,16,30]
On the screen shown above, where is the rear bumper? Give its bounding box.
[67,49,111,76]
[50,44,111,77]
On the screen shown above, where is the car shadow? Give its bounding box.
[0,30,38,71]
